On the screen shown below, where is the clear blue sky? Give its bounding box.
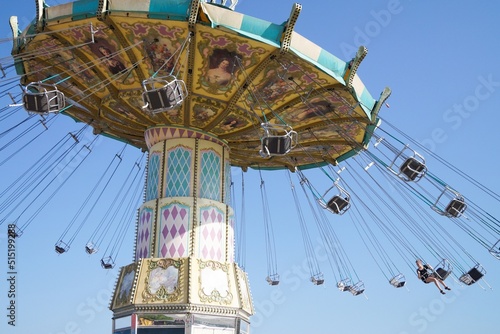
[1,1,500,333]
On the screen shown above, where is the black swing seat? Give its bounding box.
[399,157,427,181]
[349,281,365,296]
[432,267,451,280]
[55,241,70,254]
[459,266,485,286]
[23,82,65,114]
[261,135,292,156]
[311,275,325,285]
[445,198,467,218]
[101,257,115,269]
[141,76,187,113]
[389,274,406,288]
[337,279,352,292]
[327,196,350,214]
[85,242,97,255]
[266,275,280,286]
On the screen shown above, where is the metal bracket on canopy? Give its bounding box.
[23,82,65,115]
[432,186,467,218]
[266,274,280,286]
[259,123,298,158]
[389,273,406,288]
[318,182,351,215]
[55,240,70,254]
[141,76,188,114]
[345,45,368,90]
[280,3,301,53]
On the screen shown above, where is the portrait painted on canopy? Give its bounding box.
[205,49,238,87]
[144,37,175,76]
[218,116,244,132]
[287,100,336,123]
[88,38,127,75]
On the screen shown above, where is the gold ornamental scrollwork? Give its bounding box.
[198,260,233,305]
[142,258,183,303]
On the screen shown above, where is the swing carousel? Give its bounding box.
[5,0,500,333]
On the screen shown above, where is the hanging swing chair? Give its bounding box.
[100,256,115,269]
[459,264,486,286]
[259,123,298,158]
[349,281,365,296]
[141,75,188,114]
[389,146,427,182]
[55,240,70,254]
[266,274,280,286]
[489,239,500,260]
[318,182,351,215]
[311,273,325,285]
[432,186,467,218]
[389,273,406,288]
[430,259,452,280]
[337,278,352,292]
[85,242,98,255]
[23,81,65,114]
[7,225,23,238]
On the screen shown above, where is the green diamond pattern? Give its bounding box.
[166,147,192,197]
[200,150,221,201]
[146,153,160,201]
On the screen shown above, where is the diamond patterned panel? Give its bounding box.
[227,213,235,262]
[146,153,161,201]
[199,150,221,201]
[198,206,225,261]
[159,203,190,258]
[135,207,153,261]
[166,147,192,197]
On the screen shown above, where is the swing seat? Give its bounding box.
[266,274,280,286]
[389,274,406,288]
[101,257,115,269]
[55,241,70,254]
[337,279,352,292]
[459,265,485,285]
[7,225,22,238]
[23,82,65,114]
[349,281,365,296]
[327,196,350,214]
[399,157,427,182]
[85,242,97,255]
[311,275,325,285]
[260,135,292,156]
[432,267,451,280]
[445,198,467,218]
[141,76,187,113]
[488,239,500,260]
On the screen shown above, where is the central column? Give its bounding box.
[110,126,253,334]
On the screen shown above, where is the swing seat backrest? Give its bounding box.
[433,267,451,280]
[262,135,292,156]
[24,90,63,114]
[327,195,349,214]
[467,267,484,281]
[445,198,466,218]
[55,245,66,254]
[399,157,426,181]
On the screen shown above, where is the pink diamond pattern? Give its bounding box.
[228,215,235,262]
[159,203,189,258]
[136,207,153,261]
[199,206,225,261]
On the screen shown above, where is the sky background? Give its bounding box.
[1,0,500,333]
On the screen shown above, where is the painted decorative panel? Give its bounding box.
[158,202,190,258]
[198,206,225,261]
[146,152,161,201]
[199,150,221,201]
[165,146,192,197]
[224,160,231,205]
[136,206,154,261]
